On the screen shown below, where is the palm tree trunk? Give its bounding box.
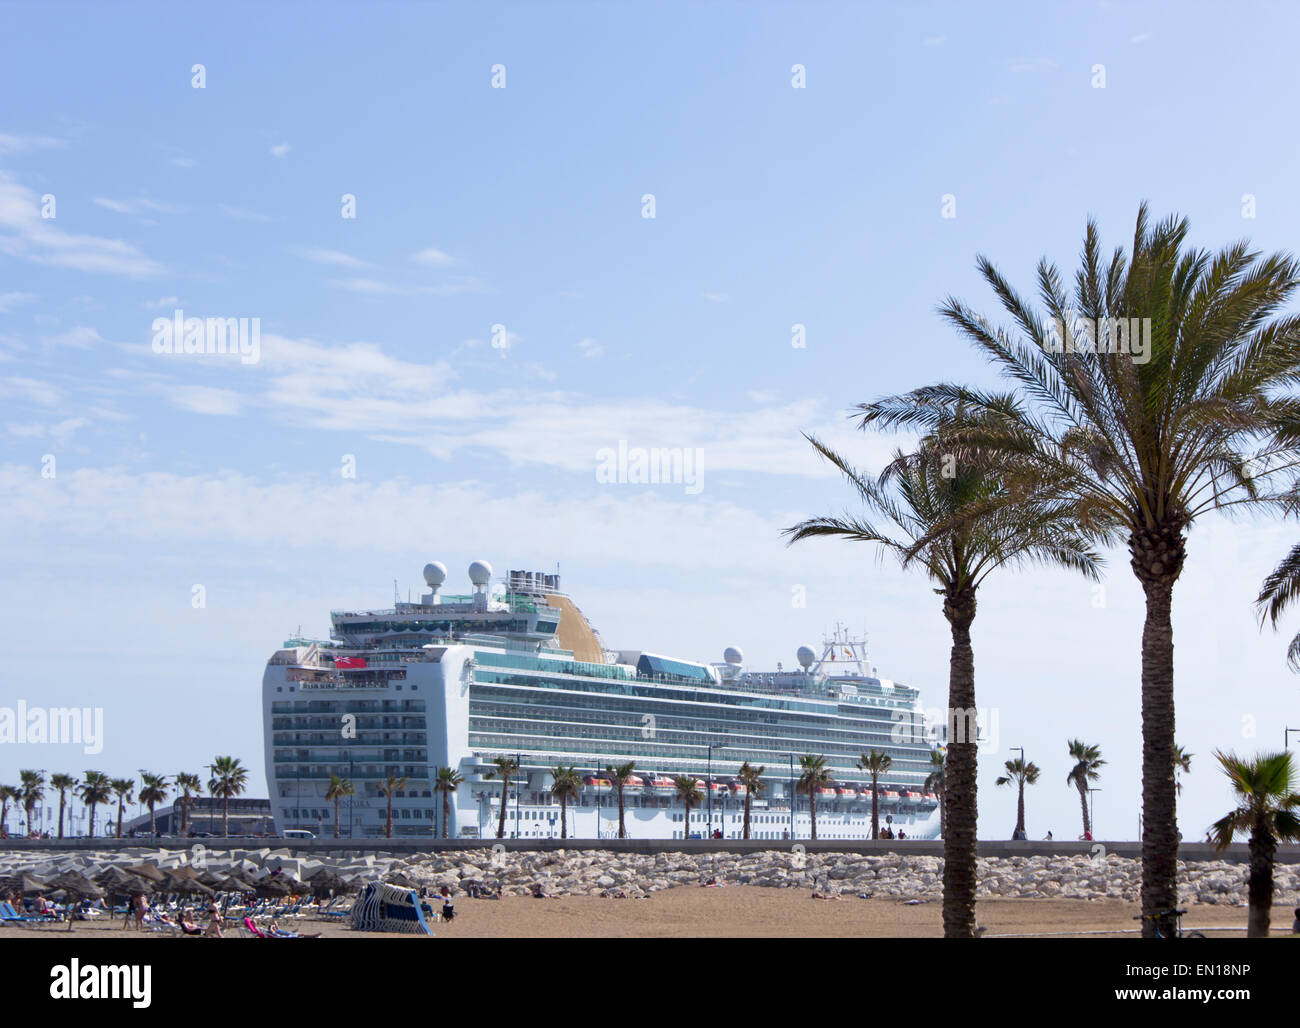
[1076,780,1091,837]
[333,798,340,838]
[497,784,508,839]
[743,795,751,839]
[386,794,393,838]
[58,792,66,839]
[561,796,568,839]
[942,586,978,939]
[1132,528,1183,939]
[1015,780,1025,836]
[149,805,156,838]
[223,795,229,837]
[618,788,626,839]
[442,794,450,838]
[88,802,96,838]
[1247,821,1275,938]
[116,801,124,839]
[810,791,817,841]
[871,778,879,839]
[938,790,945,840]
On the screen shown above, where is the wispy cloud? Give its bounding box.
[219,203,271,222]
[1007,56,1058,73]
[295,247,370,269]
[701,291,728,303]
[269,143,291,158]
[0,133,65,155]
[1130,32,1153,44]
[326,276,486,297]
[576,337,604,358]
[142,296,180,310]
[0,291,35,312]
[923,35,947,47]
[94,195,186,216]
[412,247,456,267]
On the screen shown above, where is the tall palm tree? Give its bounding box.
[0,785,18,837]
[796,755,830,841]
[325,774,353,839]
[1209,750,1300,938]
[1256,544,1300,670]
[786,434,1101,937]
[434,767,464,839]
[1066,740,1106,838]
[863,207,1300,934]
[18,769,44,836]
[605,762,636,839]
[857,750,892,840]
[1173,745,1193,796]
[550,766,581,839]
[737,761,765,839]
[174,773,202,836]
[996,758,1040,839]
[50,773,76,839]
[110,778,134,839]
[924,749,947,839]
[138,773,169,839]
[379,774,408,839]
[208,756,248,837]
[79,771,111,838]
[488,756,519,840]
[674,775,703,839]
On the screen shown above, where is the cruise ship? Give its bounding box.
[262,562,943,840]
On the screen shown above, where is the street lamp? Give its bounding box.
[1286,727,1300,750]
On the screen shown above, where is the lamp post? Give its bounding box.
[515,752,522,840]
[706,743,729,839]
[1286,727,1300,750]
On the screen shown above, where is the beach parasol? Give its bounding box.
[164,873,213,896]
[47,871,103,899]
[126,863,166,883]
[3,873,52,896]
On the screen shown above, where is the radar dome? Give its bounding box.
[468,560,494,586]
[423,562,447,587]
[723,646,743,665]
[796,646,815,669]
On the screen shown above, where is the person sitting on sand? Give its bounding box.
[1292,907,1300,934]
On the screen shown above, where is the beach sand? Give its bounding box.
[2,888,1291,938]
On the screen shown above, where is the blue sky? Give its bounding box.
[2,0,1299,840]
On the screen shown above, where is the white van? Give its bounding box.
[282,829,315,840]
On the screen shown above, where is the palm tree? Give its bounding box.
[138,773,169,838]
[1066,740,1106,838]
[110,778,134,839]
[1256,544,1300,670]
[174,773,202,836]
[325,774,354,839]
[796,755,830,841]
[18,769,44,836]
[605,762,636,839]
[737,761,765,839]
[863,207,1300,934]
[488,756,519,840]
[786,433,1101,937]
[79,771,110,838]
[550,766,582,839]
[1209,750,1300,937]
[996,758,1040,839]
[208,756,248,836]
[378,774,407,838]
[924,749,947,838]
[50,773,76,839]
[674,775,703,839]
[434,767,464,838]
[0,785,18,837]
[857,750,892,839]
[1173,745,1193,796]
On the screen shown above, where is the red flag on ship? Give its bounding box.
[334,657,367,669]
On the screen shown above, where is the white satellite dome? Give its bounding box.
[468,560,494,586]
[723,646,743,665]
[796,645,815,669]
[423,562,447,587]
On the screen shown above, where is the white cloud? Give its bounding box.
[142,296,180,309]
[701,291,728,303]
[576,337,604,358]
[1007,56,1058,73]
[169,156,197,169]
[1130,32,1153,44]
[0,173,166,277]
[44,325,104,348]
[219,204,271,222]
[412,247,456,267]
[326,276,485,297]
[270,143,291,158]
[0,134,65,155]
[162,385,244,416]
[295,247,370,269]
[0,291,35,312]
[1,376,62,406]
[94,196,185,216]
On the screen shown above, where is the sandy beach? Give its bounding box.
[2,888,1290,939]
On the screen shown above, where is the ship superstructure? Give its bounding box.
[262,561,942,839]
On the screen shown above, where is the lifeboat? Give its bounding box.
[649,776,675,796]
[622,775,643,792]
[729,782,747,798]
[836,786,857,800]
[816,786,837,802]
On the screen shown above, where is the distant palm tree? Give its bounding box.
[1256,544,1300,670]
[551,766,582,839]
[488,756,519,840]
[924,749,946,839]
[0,785,18,837]
[857,750,892,840]
[18,769,45,836]
[208,756,248,837]
[997,758,1040,839]
[378,774,407,839]
[871,207,1300,933]
[737,762,765,839]
[797,755,830,841]
[434,767,464,838]
[138,773,169,838]
[79,771,111,838]
[1209,750,1300,938]
[786,432,1102,937]
[50,773,77,839]
[174,773,202,836]
[110,778,134,839]
[605,762,636,839]
[674,776,703,839]
[1066,740,1106,838]
[325,775,354,839]
[1173,745,1193,796]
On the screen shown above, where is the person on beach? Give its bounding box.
[123,891,148,931]
[205,898,224,938]
[1292,908,1300,934]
